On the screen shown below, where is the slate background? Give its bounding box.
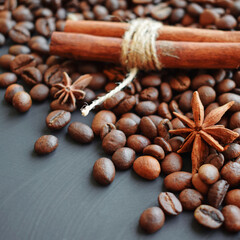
[0,44,239,240]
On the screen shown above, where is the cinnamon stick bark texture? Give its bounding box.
[64,20,240,43]
[50,32,240,69]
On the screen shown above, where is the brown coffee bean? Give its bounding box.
[50,99,76,112]
[139,116,157,140]
[221,161,240,187]
[127,134,151,153]
[204,153,224,170]
[179,189,203,211]
[121,112,141,125]
[28,35,49,54]
[102,130,126,155]
[8,45,31,56]
[216,15,237,30]
[161,152,183,175]
[12,5,33,22]
[99,123,116,140]
[225,189,240,208]
[15,21,35,32]
[140,87,159,101]
[207,180,229,209]
[103,91,126,110]
[178,90,193,112]
[164,171,192,192]
[187,3,203,16]
[151,3,172,21]
[223,143,240,160]
[34,135,58,155]
[35,8,53,18]
[168,136,185,152]
[143,144,165,161]
[199,9,219,26]
[191,74,215,90]
[0,10,11,19]
[133,156,160,180]
[218,93,240,112]
[4,0,17,11]
[4,84,24,104]
[169,100,183,115]
[157,119,173,140]
[158,102,172,120]
[12,91,32,112]
[21,67,42,86]
[159,82,172,102]
[113,95,136,115]
[93,157,115,185]
[139,207,165,233]
[116,117,138,137]
[30,53,43,65]
[30,84,49,102]
[68,122,94,144]
[10,54,37,75]
[9,25,30,44]
[0,72,17,88]
[0,54,15,69]
[222,205,240,232]
[0,33,5,46]
[112,147,135,170]
[154,137,172,153]
[148,115,163,126]
[35,17,55,37]
[192,173,209,195]
[135,101,157,116]
[217,79,236,94]
[171,118,185,130]
[141,74,161,87]
[170,75,191,92]
[91,110,116,135]
[198,164,219,185]
[158,192,182,215]
[194,205,224,229]
[87,73,106,91]
[44,64,64,86]
[0,19,15,35]
[197,86,216,106]
[46,110,71,131]
[170,8,185,23]
[230,112,240,129]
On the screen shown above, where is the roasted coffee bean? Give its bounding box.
[216,15,237,30]
[225,189,240,208]
[102,130,126,155]
[15,21,35,32]
[8,45,31,55]
[34,135,58,155]
[122,112,141,125]
[170,8,185,23]
[169,100,183,115]
[148,115,163,126]
[46,110,71,131]
[12,5,34,22]
[87,73,106,90]
[221,161,240,187]
[0,72,17,87]
[204,153,224,170]
[4,84,24,104]
[35,17,55,37]
[100,123,116,140]
[223,143,240,160]
[170,75,190,92]
[192,173,209,195]
[0,33,5,46]
[21,67,42,86]
[151,3,172,21]
[230,112,240,129]
[204,102,219,116]
[0,18,15,35]
[199,9,219,26]
[35,8,53,18]
[207,180,229,209]
[10,54,36,75]
[217,79,236,94]
[140,87,159,101]
[12,91,32,112]
[179,189,203,211]
[198,164,219,185]
[154,137,172,153]
[171,118,185,130]
[30,53,43,65]
[164,171,192,192]
[116,117,138,137]
[158,192,182,215]
[168,136,185,152]
[68,122,94,144]
[56,8,67,20]
[44,64,64,86]
[127,134,151,153]
[222,205,240,232]
[0,10,11,19]
[0,54,15,69]
[112,147,135,170]
[30,84,49,102]
[139,116,157,140]
[158,102,172,120]
[191,74,215,90]
[28,35,49,54]
[9,25,30,44]
[141,74,161,87]
[218,93,240,112]
[178,90,193,112]
[135,101,157,116]
[161,152,183,175]
[93,157,115,185]
[187,3,203,16]
[103,91,126,110]
[113,95,136,115]
[92,110,116,135]
[133,156,160,180]
[157,119,173,140]
[159,82,172,102]
[4,0,17,11]
[143,144,165,161]
[197,86,216,106]
[50,99,76,112]
[139,207,165,233]
[194,205,224,229]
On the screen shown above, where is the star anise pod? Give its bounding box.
[169,91,239,174]
[53,72,92,108]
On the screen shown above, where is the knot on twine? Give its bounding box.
[81,18,163,116]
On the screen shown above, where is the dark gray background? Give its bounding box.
[0,44,239,240]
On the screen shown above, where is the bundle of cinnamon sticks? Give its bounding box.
[50,20,240,69]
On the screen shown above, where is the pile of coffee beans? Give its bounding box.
[0,0,240,235]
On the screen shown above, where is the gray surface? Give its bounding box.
[0,45,239,240]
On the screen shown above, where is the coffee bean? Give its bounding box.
[21,67,42,86]
[91,110,116,135]
[0,54,15,69]
[15,21,35,32]
[139,207,165,233]
[35,8,53,18]
[164,171,192,192]
[9,25,30,44]
[0,18,15,35]
[222,205,240,232]
[217,79,236,94]
[140,87,159,101]
[157,119,173,140]
[223,143,240,160]
[44,64,63,86]
[192,173,209,195]
[0,10,11,19]
[10,54,37,75]
[133,156,160,180]
[194,205,224,229]
[216,15,237,30]
[135,101,157,116]
[4,84,24,104]
[178,90,193,112]
[127,134,151,153]
[171,118,185,130]
[197,86,216,106]
[151,3,172,21]
[179,189,203,211]
[221,161,240,187]
[141,74,161,87]
[230,112,240,129]
[87,73,106,91]
[218,93,240,112]
[30,84,49,102]
[99,123,116,140]
[187,3,203,16]
[112,147,135,170]
[121,112,141,125]
[191,74,215,90]
[0,33,5,46]
[168,136,185,152]
[50,99,76,112]
[154,137,172,153]
[204,153,224,170]
[28,35,49,54]
[113,95,136,115]
[4,0,17,11]
[30,53,43,65]
[8,45,31,55]
[160,82,172,102]
[34,135,58,155]
[116,117,138,137]
[68,122,94,144]
[170,75,191,92]
[46,110,71,130]
[161,152,183,175]
[102,130,126,155]
[158,102,172,120]
[225,189,240,208]
[35,17,55,37]
[170,8,185,23]
[139,116,157,140]
[12,91,32,112]
[198,164,219,185]
[93,157,115,185]
[148,115,163,126]
[0,72,17,88]
[199,9,219,26]
[12,5,34,22]
[158,192,182,215]
[103,91,126,109]
[143,144,165,161]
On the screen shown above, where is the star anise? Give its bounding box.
[53,72,92,108]
[169,91,239,174]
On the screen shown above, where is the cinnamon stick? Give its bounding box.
[64,20,240,43]
[50,32,240,69]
